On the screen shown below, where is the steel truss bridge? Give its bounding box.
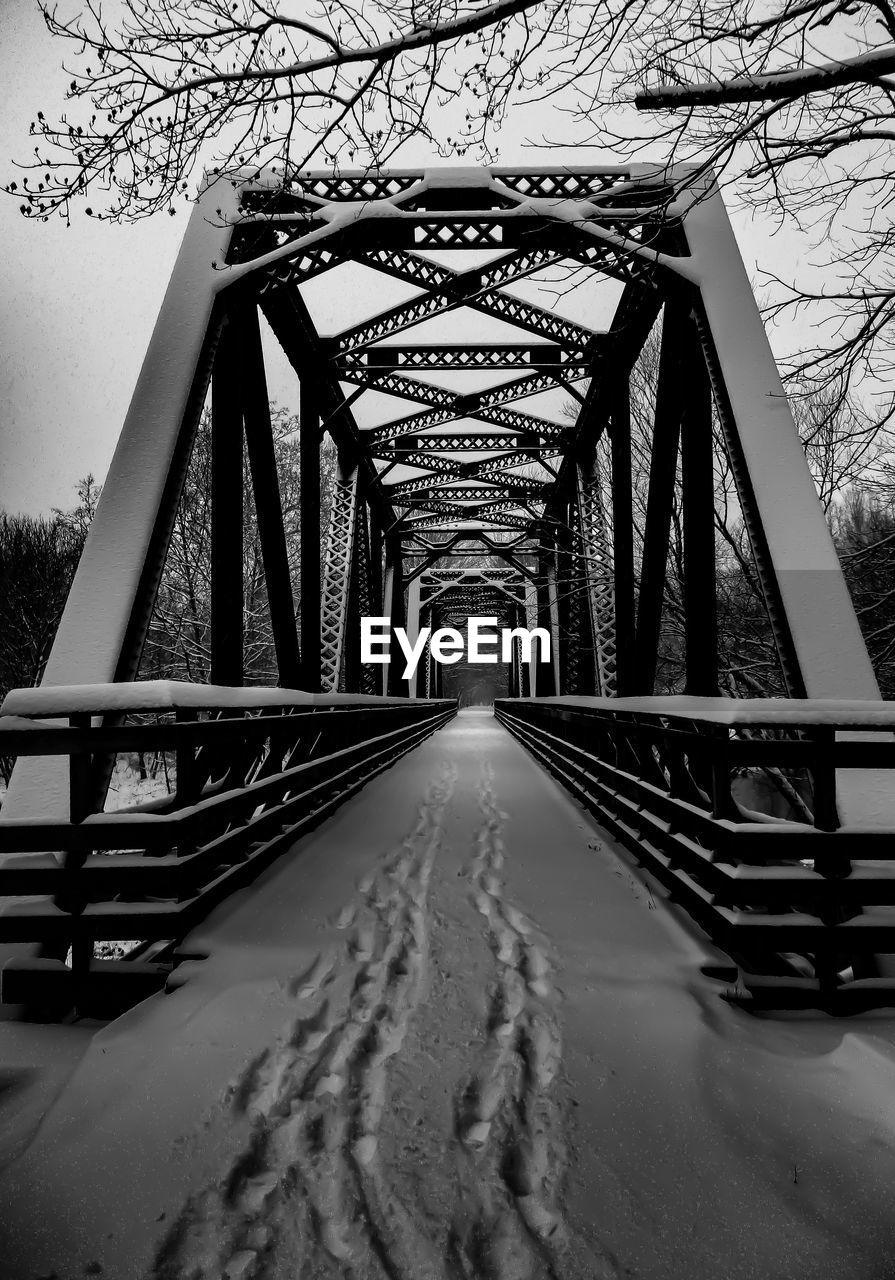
[2,164,895,1017]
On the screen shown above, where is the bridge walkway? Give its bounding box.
[2,709,895,1280]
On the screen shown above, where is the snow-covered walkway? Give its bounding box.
[3,708,895,1279]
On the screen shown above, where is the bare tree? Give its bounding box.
[9,1,892,426]
[0,479,102,784]
[544,0,894,422]
[10,0,557,223]
[140,405,336,683]
[834,486,895,697]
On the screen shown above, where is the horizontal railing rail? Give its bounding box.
[495,696,895,1011]
[0,683,456,1015]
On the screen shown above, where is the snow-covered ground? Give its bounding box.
[2,708,895,1279]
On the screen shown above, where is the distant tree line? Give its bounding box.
[0,412,335,784]
[0,473,101,709]
[138,407,336,685]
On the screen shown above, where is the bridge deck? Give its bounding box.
[2,709,895,1279]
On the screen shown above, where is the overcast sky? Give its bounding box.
[0,0,814,518]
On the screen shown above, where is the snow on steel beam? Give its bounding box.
[680,172,878,706]
[234,235,350,296]
[491,170,635,199]
[673,166,888,823]
[3,179,239,819]
[249,208,627,252]
[281,165,639,204]
[227,166,688,319]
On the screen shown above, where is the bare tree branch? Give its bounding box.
[636,45,895,109]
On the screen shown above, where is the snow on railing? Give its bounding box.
[0,684,456,1016]
[496,696,895,1012]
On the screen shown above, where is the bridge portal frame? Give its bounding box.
[3,163,881,821]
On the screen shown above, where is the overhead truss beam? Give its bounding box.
[336,344,591,373]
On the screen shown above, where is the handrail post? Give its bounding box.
[709,728,736,822]
[64,713,93,995]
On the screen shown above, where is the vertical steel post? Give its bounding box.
[211,316,244,686]
[404,575,422,698]
[610,378,636,696]
[575,462,615,696]
[680,306,719,695]
[368,501,384,615]
[320,463,360,692]
[515,603,531,698]
[241,305,301,689]
[534,543,557,697]
[634,297,685,694]
[386,542,407,696]
[299,380,322,691]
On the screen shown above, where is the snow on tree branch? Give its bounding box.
[636,44,895,109]
[6,0,895,428]
[9,0,560,222]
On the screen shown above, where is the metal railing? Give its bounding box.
[495,696,895,1011]
[0,682,456,1015]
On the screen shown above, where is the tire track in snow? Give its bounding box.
[152,763,457,1280]
[449,762,619,1280]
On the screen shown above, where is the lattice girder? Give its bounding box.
[575,461,617,697]
[374,433,564,456]
[368,400,565,448]
[343,367,585,417]
[405,512,534,533]
[335,247,598,355]
[386,473,547,501]
[336,344,590,374]
[320,466,361,692]
[380,454,555,490]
